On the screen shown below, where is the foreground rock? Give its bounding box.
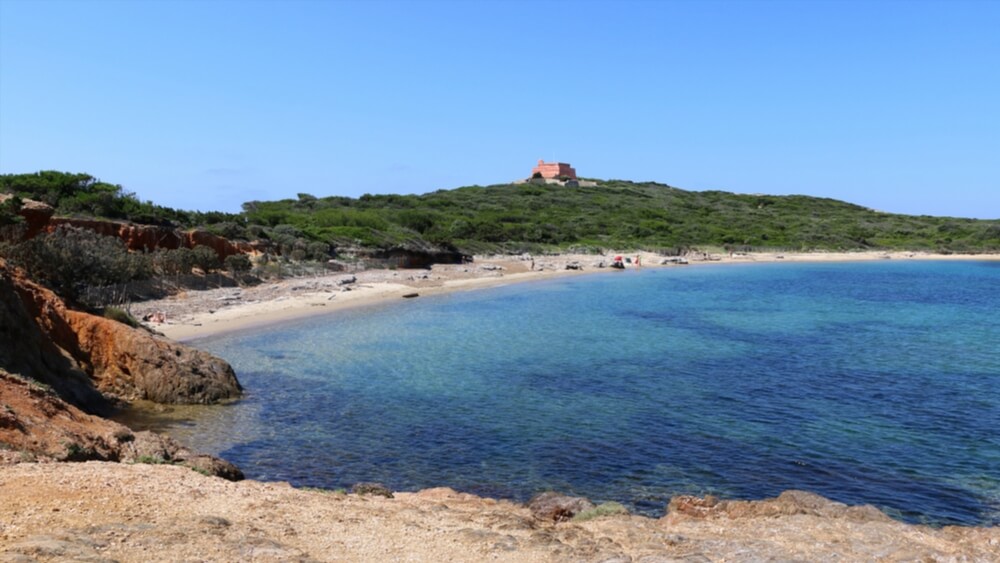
[528,491,596,522]
[0,463,996,562]
[0,369,242,479]
[0,258,243,478]
[0,259,242,411]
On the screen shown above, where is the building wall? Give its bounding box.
[531,160,577,180]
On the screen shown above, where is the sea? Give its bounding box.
[132,260,1000,526]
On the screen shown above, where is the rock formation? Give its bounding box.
[0,368,242,479]
[1,466,996,561]
[0,194,255,260]
[0,193,55,238]
[528,492,596,522]
[0,259,242,410]
[47,217,255,260]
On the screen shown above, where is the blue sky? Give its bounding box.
[1,0,997,218]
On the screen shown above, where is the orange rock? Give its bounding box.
[0,259,242,408]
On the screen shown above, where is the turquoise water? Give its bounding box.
[172,261,999,526]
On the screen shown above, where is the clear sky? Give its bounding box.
[1,0,998,218]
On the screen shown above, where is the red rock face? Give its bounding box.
[0,194,55,238]
[0,259,243,407]
[42,218,254,259]
[1,196,254,259]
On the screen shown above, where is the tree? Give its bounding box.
[2,225,150,303]
[0,195,24,226]
[224,254,252,276]
[191,245,221,274]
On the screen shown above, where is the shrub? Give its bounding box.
[224,254,253,275]
[571,502,629,522]
[2,225,150,303]
[103,306,140,328]
[191,245,221,273]
[0,195,24,226]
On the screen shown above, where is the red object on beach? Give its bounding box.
[614,255,622,261]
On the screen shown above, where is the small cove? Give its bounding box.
[122,261,1000,526]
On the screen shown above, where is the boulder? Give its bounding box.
[352,482,394,498]
[527,492,596,522]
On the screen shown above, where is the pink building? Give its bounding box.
[531,159,577,180]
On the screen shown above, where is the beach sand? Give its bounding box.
[136,250,1000,342]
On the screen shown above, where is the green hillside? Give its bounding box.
[3,171,999,255]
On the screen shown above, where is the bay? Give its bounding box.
[138,261,1000,526]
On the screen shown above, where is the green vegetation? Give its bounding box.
[572,501,630,522]
[62,441,97,461]
[0,194,25,226]
[232,180,1000,254]
[1,225,151,303]
[0,170,231,226]
[3,171,1000,261]
[102,306,140,328]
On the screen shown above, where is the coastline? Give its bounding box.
[4,252,999,561]
[138,250,1000,342]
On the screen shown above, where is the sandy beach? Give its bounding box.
[136,250,1000,342]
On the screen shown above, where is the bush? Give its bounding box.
[571,501,629,522]
[191,245,221,273]
[224,254,253,275]
[152,247,195,276]
[103,306,139,328]
[0,195,24,226]
[2,225,150,303]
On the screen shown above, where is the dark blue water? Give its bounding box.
[171,261,999,526]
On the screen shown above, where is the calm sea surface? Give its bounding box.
[139,261,1000,526]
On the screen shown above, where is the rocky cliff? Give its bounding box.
[0,259,242,411]
[46,217,256,259]
[0,258,243,478]
[1,194,255,260]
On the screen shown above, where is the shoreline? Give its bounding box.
[138,250,1000,342]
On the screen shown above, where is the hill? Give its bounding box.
[3,171,999,256]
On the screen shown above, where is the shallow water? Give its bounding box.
[131,261,1000,525]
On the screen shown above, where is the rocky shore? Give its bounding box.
[3,462,998,562]
[3,255,1000,561]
